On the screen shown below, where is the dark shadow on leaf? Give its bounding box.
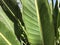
[0,0,29,45]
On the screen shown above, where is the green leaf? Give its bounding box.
[57,7,60,45]
[0,6,20,45]
[21,0,55,45]
[0,21,20,45]
[21,0,44,45]
[38,0,55,45]
[57,11,60,28]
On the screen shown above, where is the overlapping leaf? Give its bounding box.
[21,0,44,45]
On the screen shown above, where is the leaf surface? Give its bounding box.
[0,6,20,45]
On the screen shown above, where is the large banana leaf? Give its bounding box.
[21,0,55,45]
[0,6,20,45]
[21,0,44,45]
